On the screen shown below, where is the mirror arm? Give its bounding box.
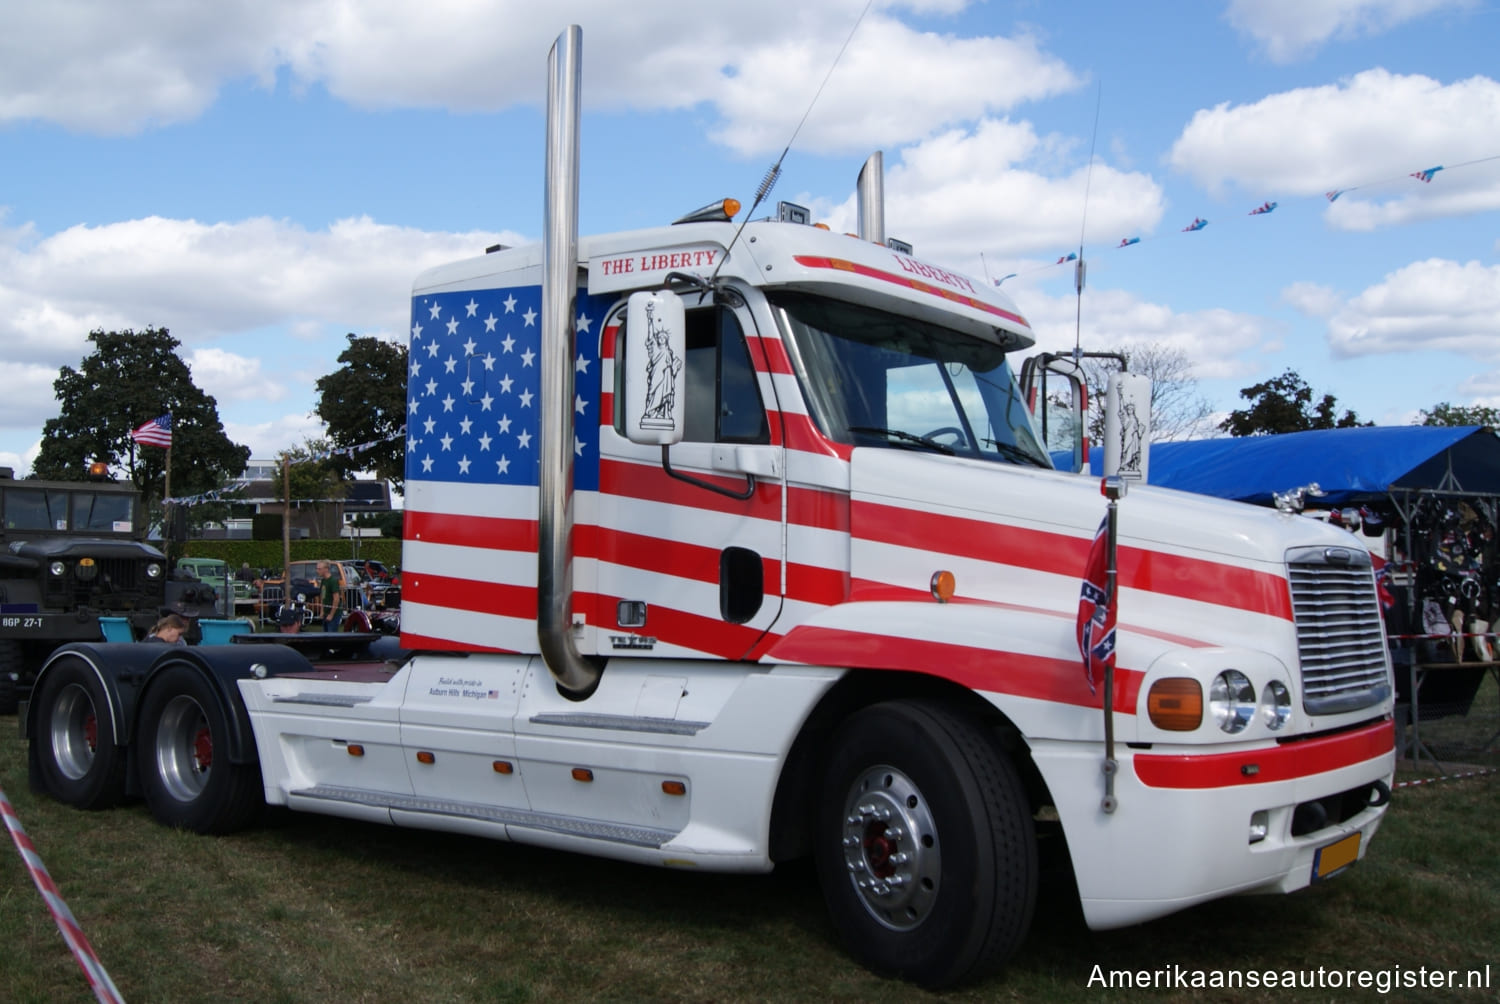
[661,446,755,500]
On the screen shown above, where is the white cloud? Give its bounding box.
[1020,287,1267,382]
[0,2,1079,156]
[1226,0,1475,62]
[1167,69,1500,227]
[188,347,287,405]
[224,412,329,463]
[1321,258,1500,359]
[711,17,1080,156]
[815,120,1164,261]
[0,213,516,458]
[1281,281,1344,318]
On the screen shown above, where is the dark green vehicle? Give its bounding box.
[0,466,217,714]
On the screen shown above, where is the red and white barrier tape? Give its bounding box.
[0,784,125,1004]
[1394,767,1499,789]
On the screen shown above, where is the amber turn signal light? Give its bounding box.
[1148,678,1203,731]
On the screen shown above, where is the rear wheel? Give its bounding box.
[816,700,1037,988]
[136,665,262,833]
[33,658,127,808]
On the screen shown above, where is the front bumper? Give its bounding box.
[1032,718,1395,930]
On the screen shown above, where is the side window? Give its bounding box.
[615,304,768,444]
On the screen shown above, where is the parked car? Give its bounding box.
[286,560,369,618]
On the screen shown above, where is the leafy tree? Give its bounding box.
[1218,369,1368,437]
[1417,402,1500,430]
[316,334,408,493]
[32,327,250,520]
[1082,343,1216,443]
[277,439,347,541]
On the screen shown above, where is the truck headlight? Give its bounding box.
[76,557,98,581]
[1261,680,1291,731]
[1210,670,1255,733]
[49,560,66,577]
[146,563,163,579]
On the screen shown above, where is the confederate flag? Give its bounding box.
[1076,515,1116,695]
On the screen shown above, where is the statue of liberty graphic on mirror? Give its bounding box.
[640,298,682,431]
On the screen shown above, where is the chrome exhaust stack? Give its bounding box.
[856,150,884,245]
[538,25,599,695]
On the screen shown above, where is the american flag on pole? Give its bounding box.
[1076,515,1116,695]
[130,414,172,448]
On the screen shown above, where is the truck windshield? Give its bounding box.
[71,492,137,532]
[768,292,1050,468]
[4,489,68,531]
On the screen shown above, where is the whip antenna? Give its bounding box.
[1074,81,1102,357]
[712,0,875,282]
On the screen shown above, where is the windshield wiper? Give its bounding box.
[983,438,1049,468]
[849,425,956,456]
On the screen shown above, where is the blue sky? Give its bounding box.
[3,0,1498,476]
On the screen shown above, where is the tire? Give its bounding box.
[136,665,262,834]
[32,658,128,809]
[815,700,1037,989]
[0,639,24,715]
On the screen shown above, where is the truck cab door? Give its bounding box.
[594,294,785,660]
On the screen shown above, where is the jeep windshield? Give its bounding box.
[768,291,1050,468]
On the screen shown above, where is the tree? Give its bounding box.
[277,439,347,541]
[1081,343,1216,443]
[32,328,250,520]
[316,334,408,493]
[1417,402,1500,430]
[1218,369,1368,437]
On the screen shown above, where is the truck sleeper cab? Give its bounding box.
[25,215,1393,990]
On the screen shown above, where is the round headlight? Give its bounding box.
[1210,670,1255,734]
[146,563,163,579]
[76,558,98,581]
[1261,680,1292,731]
[49,560,67,577]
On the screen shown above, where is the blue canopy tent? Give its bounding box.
[1086,426,1500,508]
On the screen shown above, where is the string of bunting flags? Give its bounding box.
[1002,151,1500,283]
[163,426,406,507]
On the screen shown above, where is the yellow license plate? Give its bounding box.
[1313,832,1361,881]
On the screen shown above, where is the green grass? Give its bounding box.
[2,729,1496,1003]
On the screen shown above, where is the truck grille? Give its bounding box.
[99,558,139,591]
[1286,546,1391,715]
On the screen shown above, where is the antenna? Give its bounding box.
[711,0,875,282]
[1075,81,1102,358]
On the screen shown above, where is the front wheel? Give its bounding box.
[33,657,127,809]
[136,665,262,834]
[816,700,1037,989]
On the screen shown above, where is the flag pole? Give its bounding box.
[163,441,172,570]
[1100,474,1126,814]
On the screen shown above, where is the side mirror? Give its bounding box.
[622,290,686,446]
[1103,371,1151,482]
[1020,354,1087,472]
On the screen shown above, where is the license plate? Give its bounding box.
[1312,832,1361,881]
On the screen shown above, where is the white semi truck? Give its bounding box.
[23,27,1394,988]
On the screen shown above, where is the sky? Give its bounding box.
[2,0,1498,479]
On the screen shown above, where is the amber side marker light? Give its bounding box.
[930,570,956,603]
[346,744,365,757]
[661,780,687,797]
[416,751,436,764]
[493,760,514,775]
[571,768,594,782]
[1148,678,1203,731]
